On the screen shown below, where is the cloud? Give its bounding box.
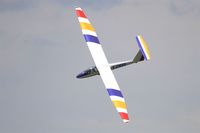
[0,0,37,12]
[170,0,200,16]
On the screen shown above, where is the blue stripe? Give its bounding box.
[83,34,100,44]
[136,36,147,60]
[107,88,123,98]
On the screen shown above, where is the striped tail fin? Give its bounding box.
[136,35,151,60]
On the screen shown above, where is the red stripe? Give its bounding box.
[76,10,87,18]
[119,112,129,120]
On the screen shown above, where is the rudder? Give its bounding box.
[136,35,151,60]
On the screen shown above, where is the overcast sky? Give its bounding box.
[0,0,200,133]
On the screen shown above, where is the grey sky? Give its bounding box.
[0,0,200,133]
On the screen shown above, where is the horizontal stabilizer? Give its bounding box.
[136,35,151,60]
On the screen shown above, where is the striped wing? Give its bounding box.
[75,7,129,123]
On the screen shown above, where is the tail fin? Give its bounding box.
[132,50,144,63]
[136,35,151,60]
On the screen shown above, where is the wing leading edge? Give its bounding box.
[75,7,129,123]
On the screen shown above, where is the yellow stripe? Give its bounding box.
[80,22,95,32]
[139,36,151,60]
[112,100,127,109]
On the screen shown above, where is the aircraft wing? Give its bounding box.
[75,7,129,123]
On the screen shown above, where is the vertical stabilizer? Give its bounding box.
[136,35,151,60]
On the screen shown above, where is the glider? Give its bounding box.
[75,7,151,123]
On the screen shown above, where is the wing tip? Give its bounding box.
[119,112,129,123]
[75,7,87,18]
[75,7,82,11]
[123,119,129,123]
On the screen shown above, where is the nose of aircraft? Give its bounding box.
[76,73,82,78]
[76,72,85,79]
